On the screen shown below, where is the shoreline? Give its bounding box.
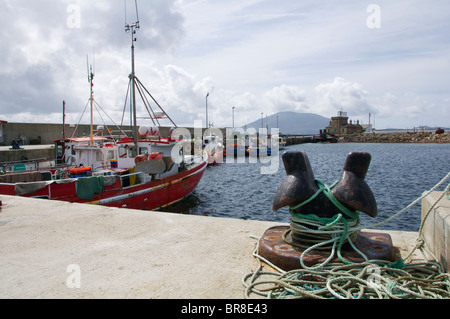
[340,132,450,143]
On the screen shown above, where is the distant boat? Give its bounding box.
[0,6,207,210]
[279,136,287,150]
[203,134,224,165]
[247,135,284,157]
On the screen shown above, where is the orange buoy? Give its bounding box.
[148,152,162,160]
[69,166,92,175]
[134,154,148,164]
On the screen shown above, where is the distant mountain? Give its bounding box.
[243,111,330,135]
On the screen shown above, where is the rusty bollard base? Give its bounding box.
[258,226,394,271]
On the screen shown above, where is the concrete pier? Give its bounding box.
[0,195,429,299]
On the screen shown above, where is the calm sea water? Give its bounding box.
[164,143,450,232]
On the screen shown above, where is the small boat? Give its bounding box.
[279,136,287,150]
[247,135,280,157]
[203,134,224,165]
[0,9,207,211]
[227,135,250,157]
[226,143,246,157]
[247,145,271,157]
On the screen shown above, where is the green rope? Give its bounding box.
[288,180,328,211]
[289,179,359,220]
[286,178,364,268]
[243,172,450,299]
[243,238,450,299]
[286,212,365,268]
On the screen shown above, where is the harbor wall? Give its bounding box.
[1,122,135,146]
[284,136,313,145]
[1,122,448,152]
[0,122,227,146]
[341,132,450,143]
[0,145,55,163]
[421,191,450,272]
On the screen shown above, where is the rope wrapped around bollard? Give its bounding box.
[243,172,450,299]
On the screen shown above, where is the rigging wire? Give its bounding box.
[124,0,127,26]
[93,100,128,139]
[124,0,139,27]
[135,0,140,25]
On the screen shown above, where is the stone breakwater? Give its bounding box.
[341,132,450,143]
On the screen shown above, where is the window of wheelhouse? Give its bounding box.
[139,147,148,155]
[119,145,136,158]
[128,146,137,157]
[119,146,128,158]
[57,145,63,157]
[96,150,103,162]
[106,150,115,162]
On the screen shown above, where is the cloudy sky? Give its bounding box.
[0,0,449,129]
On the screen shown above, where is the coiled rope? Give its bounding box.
[284,178,364,269]
[243,172,450,299]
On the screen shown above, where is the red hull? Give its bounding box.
[0,161,207,211]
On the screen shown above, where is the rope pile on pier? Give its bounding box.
[243,242,450,299]
[243,172,450,299]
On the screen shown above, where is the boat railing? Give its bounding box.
[118,171,151,186]
[0,157,48,166]
[118,172,143,179]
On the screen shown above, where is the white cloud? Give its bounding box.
[314,77,377,118]
[264,84,310,113]
[0,0,186,121]
[0,0,449,129]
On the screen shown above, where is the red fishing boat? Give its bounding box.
[0,145,207,210]
[0,7,207,210]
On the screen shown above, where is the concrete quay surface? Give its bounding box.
[0,195,421,299]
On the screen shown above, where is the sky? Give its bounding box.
[0,0,449,130]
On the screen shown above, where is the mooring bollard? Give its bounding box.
[258,151,394,270]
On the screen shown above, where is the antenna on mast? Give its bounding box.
[86,55,95,146]
[124,0,127,26]
[124,0,140,32]
[135,0,140,26]
[124,0,140,148]
[86,55,90,82]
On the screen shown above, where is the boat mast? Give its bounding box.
[122,0,177,142]
[125,1,140,151]
[62,100,66,139]
[87,57,95,146]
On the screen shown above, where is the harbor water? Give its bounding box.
[161,143,450,232]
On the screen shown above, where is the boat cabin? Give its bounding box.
[56,136,118,171]
[116,137,179,179]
